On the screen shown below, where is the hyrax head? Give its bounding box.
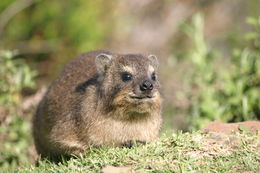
[96,53,161,116]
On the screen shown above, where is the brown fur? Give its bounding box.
[33,50,162,158]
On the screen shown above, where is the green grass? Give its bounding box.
[16,131,259,173]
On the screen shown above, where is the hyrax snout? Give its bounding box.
[33,50,162,158]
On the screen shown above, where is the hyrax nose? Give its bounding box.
[140,80,153,91]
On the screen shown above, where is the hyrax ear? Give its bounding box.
[95,53,113,74]
[148,55,159,69]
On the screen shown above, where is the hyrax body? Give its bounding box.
[33,50,162,158]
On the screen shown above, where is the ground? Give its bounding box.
[20,128,259,173]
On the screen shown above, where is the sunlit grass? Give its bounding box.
[18,132,260,173]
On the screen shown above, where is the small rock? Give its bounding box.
[201,121,260,134]
[101,166,132,173]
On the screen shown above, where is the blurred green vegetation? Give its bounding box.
[0,50,36,106]
[0,50,36,171]
[178,14,260,130]
[0,0,113,79]
[1,0,109,51]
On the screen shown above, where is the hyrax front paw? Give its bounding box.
[122,140,146,148]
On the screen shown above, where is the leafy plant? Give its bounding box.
[180,14,260,130]
[0,50,36,171]
[0,50,36,107]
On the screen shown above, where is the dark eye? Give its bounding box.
[151,72,156,81]
[121,72,132,82]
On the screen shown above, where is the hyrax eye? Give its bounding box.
[151,72,156,81]
[121,72,132,82]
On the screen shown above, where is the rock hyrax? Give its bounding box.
[33,50,162,158]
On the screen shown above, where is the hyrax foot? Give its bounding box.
[122,140,147,148]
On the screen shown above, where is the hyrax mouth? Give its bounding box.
[128,94,154,100]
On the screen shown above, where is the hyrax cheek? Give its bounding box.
[112,91,129,105]
[112,87,134,104]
